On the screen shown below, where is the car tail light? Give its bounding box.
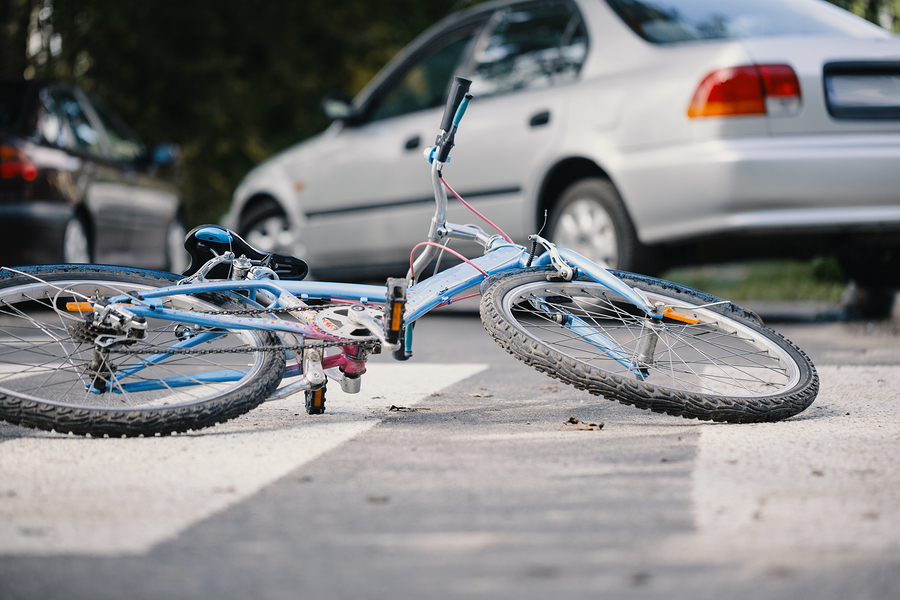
[688,64,801,118]
[0,144,38,181]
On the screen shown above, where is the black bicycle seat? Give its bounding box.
[181,225,309,281]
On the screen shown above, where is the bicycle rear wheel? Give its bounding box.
[480,268,818,423]
[0,265,285,436]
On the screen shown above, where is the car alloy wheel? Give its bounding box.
[552,196,618,268]
[166,219,189,273]
[240,200,296,256]
[63,217,91,263]
[549,178,640,270]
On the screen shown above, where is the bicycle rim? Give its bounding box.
[481,269,817,422]
[0,268,280,434]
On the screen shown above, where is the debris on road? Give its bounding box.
[559,417,604,431]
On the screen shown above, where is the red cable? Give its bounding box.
[409,241,489,279]
[440,177,514,244]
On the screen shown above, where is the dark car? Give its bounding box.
[0,79,185,270]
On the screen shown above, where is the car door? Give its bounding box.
[299,14,492,271]
[88,96,177,268]
[51,87,134,264]
[450,0,589,239]
[301,0,589,271]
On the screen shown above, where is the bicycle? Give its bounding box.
[0,77,818,437]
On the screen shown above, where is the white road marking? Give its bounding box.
[668,365,900,567]
[0,362,487,556]
[4,361,898,563]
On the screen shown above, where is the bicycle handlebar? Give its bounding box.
[435,77,473,165]
[440,76,472,133]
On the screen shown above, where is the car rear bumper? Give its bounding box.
[0,201,73,265]
[615,133,900,244]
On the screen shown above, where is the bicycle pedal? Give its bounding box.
[384,278,407,346]
[305,384,326,415]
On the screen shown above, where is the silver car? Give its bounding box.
[224,0,900,285]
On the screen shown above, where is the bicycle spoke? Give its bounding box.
[504,280,795,397]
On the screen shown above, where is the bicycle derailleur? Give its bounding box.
[68,298,148,392]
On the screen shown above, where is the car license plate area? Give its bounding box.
[824,62,900,119]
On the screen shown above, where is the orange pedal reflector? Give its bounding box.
[663,307,699,324]
[390,302,403,331]
[65,302,94,313]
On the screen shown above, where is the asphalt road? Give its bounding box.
[1,307,898,600]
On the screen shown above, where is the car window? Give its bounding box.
[38,90,68,148]
[53,90,104,155]
[90,97,143,161]
[605,0,889,44]
[466,0,588,98]
[368,29,479,123]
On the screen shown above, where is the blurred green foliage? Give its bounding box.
[0,0,894,226]
[828,0,900,30]
[2,0,480,224]
[664,258,849,303]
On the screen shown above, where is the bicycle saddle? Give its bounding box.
[181,224,309,280]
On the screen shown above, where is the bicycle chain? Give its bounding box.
[103,301,380,355]
[108,338,378,356]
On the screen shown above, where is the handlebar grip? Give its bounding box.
[440,76,472,132]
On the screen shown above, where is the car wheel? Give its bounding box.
[63,216,92,263]
[548,178,642,272]
[239,199,294,255]
[166,219,189,274]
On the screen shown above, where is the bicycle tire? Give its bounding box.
[480,268,818,423]
[0,264,285,436]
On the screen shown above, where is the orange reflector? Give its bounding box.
[390,302,403,331]
[65,302,94,313]
[663,307,699,324]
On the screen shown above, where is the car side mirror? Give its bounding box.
[322,93,359,124]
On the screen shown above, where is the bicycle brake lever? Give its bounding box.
[178,252,234,284]
[528,235,575,281]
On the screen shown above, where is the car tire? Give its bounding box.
[838,247,900,288]
[239,199,294,255]
[62,216,92,264]
[548,178,647,273]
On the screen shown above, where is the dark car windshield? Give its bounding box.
[605,0,889,44]
[0,81,32,132]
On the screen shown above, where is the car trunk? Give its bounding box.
[741,35,900,135]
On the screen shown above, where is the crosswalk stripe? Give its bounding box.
[0,363,487,556]
[666,365,900,566]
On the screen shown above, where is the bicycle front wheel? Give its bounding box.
[0,265,285,437]
[480,268,818,423]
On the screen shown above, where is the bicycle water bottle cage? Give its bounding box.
[181,224,309,280]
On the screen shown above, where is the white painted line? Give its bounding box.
[669,365,900,567]
[0,362,487,556]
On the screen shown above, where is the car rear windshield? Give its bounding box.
[605,0,889,44]
[0,81,31,132]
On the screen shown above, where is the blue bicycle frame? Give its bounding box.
[100,240,655,395]
[99,78,660,394]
